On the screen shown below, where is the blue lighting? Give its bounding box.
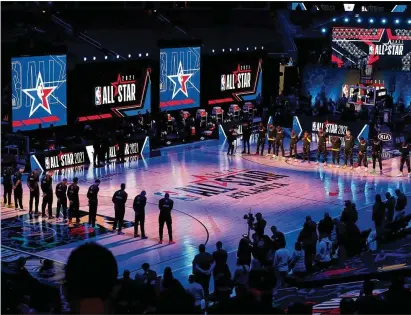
[382,18,387,24]
[344,17,349,23]
[408,19,411,25]
[395,19,400,24]
[369,18,374,24]
[321,28,327,34]
[357,18,362,23]
[332,18,336,22]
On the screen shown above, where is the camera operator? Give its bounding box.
[253,213,266,238]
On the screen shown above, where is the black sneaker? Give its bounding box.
[141,236,148,239]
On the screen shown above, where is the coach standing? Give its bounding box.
[133,190,147,239]
[158,193,175,244]
[112,183,128,234]
[87,179,100,227]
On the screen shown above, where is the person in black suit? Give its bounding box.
[158,193,174,244]
[133,190,147,238]
[242,121,252,154]
[41,172,54,219]
[112,183,128,234]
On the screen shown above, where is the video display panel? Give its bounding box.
[11,55,67,132]
[204,53,262,105]
[159,46,201,112]
[331,27,411,70]
[70,60,151,122]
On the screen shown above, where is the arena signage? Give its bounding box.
[377,132,392,141]
[156,169,289,201]
[95,74,137,106]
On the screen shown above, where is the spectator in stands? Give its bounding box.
[356,279,379,314]
[186,275,204,309]
[273,242,290,288]
[394,189,407,221]
[192,244,215,297]
[372,194,386,248]
[341,200,358,224]
[115,270,137,312]
[289,241,306,278]
[385,192,396,224]
[135,263,157,286]
[232,258,250,298]
[340,297,356,314]
[298,216,317,272]
[237,237,252,266]
[318,212,334,238]
[65,243,118,314]
[316,233,332,269]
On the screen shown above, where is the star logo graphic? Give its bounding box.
[167,62,193,99]
[22,72,57,117]
[111,74,122,97]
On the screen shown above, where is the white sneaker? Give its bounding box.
[272,155,276,159]
[398,172,405,177]
[336,165,340,168]
[265,153,270,157]
[315,161,319,165]
[364,168,368,172]
[408,173,411,178]
[282,157,286,161]
[294,158,297,162]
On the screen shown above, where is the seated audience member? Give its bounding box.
[273,243,290,288]
[316,233,332,269]
[289,242,306,277]
[135,262,157,286]
[232,258,250,298]
[186,275,204,309]
[318,212,334,238]
[65,243,118,314]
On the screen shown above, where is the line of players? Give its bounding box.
[227,122,411,176]
[2,169,175,244]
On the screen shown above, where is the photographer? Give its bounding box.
[253,213,266,238]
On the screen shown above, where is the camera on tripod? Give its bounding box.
[243,209,255,238]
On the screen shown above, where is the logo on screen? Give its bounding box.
[221,65,252,91]
[370,40,404,56]
[95,87,102,105]
[221,75,226,91]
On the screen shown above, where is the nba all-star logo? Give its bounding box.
[22,72,57,117]
[167,61,194,99]
[221,64,252,91]
[95,74,136,105]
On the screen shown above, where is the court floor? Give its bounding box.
[1,139,410,287]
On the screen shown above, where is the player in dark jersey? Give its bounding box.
[357,137,368,171]
[266,125,276,156]
[255,123,266,156]
[112,183,128,234]
[316,128,328,165]
[12,168,24,211]
[274,126,285,160]
[331,136,341,167]
[2,167,13,207]
[241,121,252,154]
[158,193,175,244]
[302,131,311,163]
[55,178,68,221]
[289,130,299,162]
[67,177,80,225]
[343,130,354,170]
[399,141,410,177]
[371,136,383,175]
[87,179,101,227]
[27,169,40,215]
[133,190,147,238]
[227,125,237,156]
[41,172,54,219]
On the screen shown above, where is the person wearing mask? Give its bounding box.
[112,183,128,234]
[357,137,368,171]
[241,121,251,154]
[385,192,396,224]
[343,130,354,169]
[316,233,332,269]
[302,131,311,163]
[255,122,266,156]
[55,178,68,221]
[331,136,341,167]
[158,193,175,244]
[12,167,24,211]
[87,179,100,227]
[266,124,276,156]
[273,243,290,288]
[289,129,299,162]
[289,242,306,278]
[274,125,285,160]
[372,194,385,248]
[133,190,147,238]
[394,189,407,221]
[253,213,266,238]
[41,171,54,219]
[318,212,334,238]
[2,166,13,208]
[371,135,383,175]
[192,244,215,297]
[227,125,237,156]
[27,169,40,216]
[316,128,327,165]
[399,141,410,177]
[186,275,204,309]
[67,177,80,225]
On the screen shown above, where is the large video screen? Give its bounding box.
[11,55,67,132]
[70,60,151,122]
[159,46,201,112]
[204,53,262,105]
[331,27,411,70]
